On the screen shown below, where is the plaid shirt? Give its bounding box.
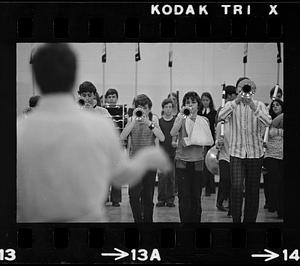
[218,99,272,159]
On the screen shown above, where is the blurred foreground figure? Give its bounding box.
[17,43,171,222]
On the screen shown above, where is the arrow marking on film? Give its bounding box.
[251,249,279,262]
[101,248,129,261]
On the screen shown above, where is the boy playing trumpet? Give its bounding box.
[120,94,165,223]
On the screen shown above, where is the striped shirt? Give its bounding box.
[218,99,272,159]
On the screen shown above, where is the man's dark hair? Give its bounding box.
[134,94,152,109]
[182,91,201,109]
[235,77,249,88]
[225,85,237,99]
[161,98,174,108]
[31,43,77,94]
[29,95,40,108]
[78,81,97,95]
[105,88,119,99]
[270,86,283,99]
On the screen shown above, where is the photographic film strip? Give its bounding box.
[2,1,300,264]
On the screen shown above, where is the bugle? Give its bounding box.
[133,107,145,120]
[205,145,219,175]
[182,106,192,118]
[238,78,256,99]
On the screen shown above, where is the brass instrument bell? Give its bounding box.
[205,146,219,175]
[182,106,192,118]
[238,78,256,99]
[134,107,145,120]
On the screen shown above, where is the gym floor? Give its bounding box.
[104,186,283,223]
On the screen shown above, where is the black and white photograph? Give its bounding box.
[17,42,284,223]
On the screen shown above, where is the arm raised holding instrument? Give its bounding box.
[218,93,242,121]
[219,79,271,127]
[170,105,193,137]
[170,112,185,137]
[120,107,165,142]
[244,98,272,126]
[120,115,136,141]
[142,114,165,142]
[219,77,255,122]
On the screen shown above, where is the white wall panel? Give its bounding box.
[17,43,283,116]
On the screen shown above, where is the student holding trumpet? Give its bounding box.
[77,81,111,118]
[218,77,272,223]
[170,91,213,223]
[120,94,165,223]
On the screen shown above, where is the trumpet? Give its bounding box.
[238,78,256,99]
[133,107,145,120]
[182,106,192,118]
[78,96,96,108]
[78,98,85,106]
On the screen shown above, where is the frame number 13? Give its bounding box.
[0,249,16,261]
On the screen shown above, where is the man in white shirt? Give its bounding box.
[17,43,171,222]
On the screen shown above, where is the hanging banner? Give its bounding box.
[277,42,282,63]
[135,43,141,61]
[168,44,173,67]
[243,43,248,64]
[102,43,107,63]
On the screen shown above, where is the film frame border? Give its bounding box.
[2,1,300,263]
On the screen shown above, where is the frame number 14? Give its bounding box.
[283,249,300,262]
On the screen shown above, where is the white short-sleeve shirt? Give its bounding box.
[17,93,124,222]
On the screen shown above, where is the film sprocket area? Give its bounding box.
[2,1,300,264]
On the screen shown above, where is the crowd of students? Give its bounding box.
[19,43,284,223]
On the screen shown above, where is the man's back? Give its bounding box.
[17,94,122,222]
